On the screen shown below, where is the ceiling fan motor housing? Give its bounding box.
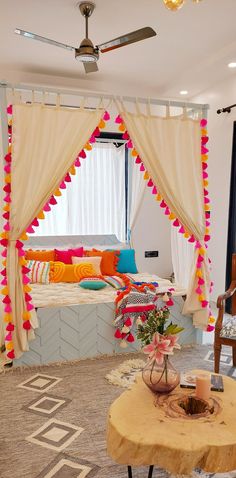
[75,37,99,62]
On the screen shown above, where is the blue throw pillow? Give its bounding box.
[116,249,138,274]
[79,278,107,290]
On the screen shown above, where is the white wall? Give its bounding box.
[194,76,236,301]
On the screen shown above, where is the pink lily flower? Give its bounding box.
[165,334,181,350]
[143,332,174,365]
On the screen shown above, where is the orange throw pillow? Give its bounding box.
[50,261,96,283]
[85,250,119,275]
[25,249,55,262]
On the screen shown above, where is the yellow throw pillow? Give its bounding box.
[50,262,96,283]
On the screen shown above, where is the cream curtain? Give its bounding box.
[6,103,104,358]
[119,108,210,329]
[171,227,195,289]
[128,151,146,245]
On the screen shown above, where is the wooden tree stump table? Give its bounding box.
[106,370,236,477]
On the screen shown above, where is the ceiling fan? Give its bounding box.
[15,1,157,74]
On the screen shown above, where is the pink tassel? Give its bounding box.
[205,211,210,218]
[198,255,204,262]
[26,225,35,234]
[4,164,11,174]
[202,162,208,171]
[195,241,201,249]
[127,140,133,149]
[89,135,96,143]
[206,324,214,332]
[196,262,202,269]
[6,323,14,331]
[135,156,142,164]
[200,119,207,127]
[201,146,209,155]
[204,197,210,204]
[25,292,32,302]
[23,320,31,330]
[60,181,66,189]
[103,111,110,121]
[201,300,209,308]
[43,203,51,212]
[165,207,170,216]
[122,131,129,140]
[79,149,86,159]
[3,222,10,232]
[49,196,57,205]
[4,153,11,163]
[178,225,185,233]
[173,219,180,227]
[195,286,202,295]
[7,350,15,359]
[201,136,209,145]
[204,234,211,242]
[152,186,157,195]
[147,179,153,187]
[0,239,8,247]
[93,127,100,137]
[202,171,208,179]
[22,275,30,285]
[7,105,12,114]
[198,278,205,285]
[31,218,39,227]
[140,163,145,172]
[4,195,11,203]
[1,268,6,277]
[16,240,23,249]
[26,302,34,311]
[64,173,71,182]
[4,304,12,313]
[18,248,25,257]
[74,159,81,167]
[1,277,7,285]
[1,249,7,258]
[115,114,122,124]
[3,211,10,220]
[160,200,167,208]
[188,235,195,243]
[205,221,211,228]
[22,266,30,274]
[3,184,11,193]
[2,295,11,304]
[5,332,12,341]
[204,188,209,196]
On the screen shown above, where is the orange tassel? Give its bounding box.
[156,193,162,202]
[118,123,126,132]
[3,204,10,212]
[0,232,8,239]
[20,232,28,241]
[202,154,208,162]
[19,257,27,266]
[2,259,6,267]
[1,287,9,295]
[143,171,149,180]
[204,204,210,211]
[201,128,207,136]
[184,232,190,239]
[4,174,11,184]
[196,270,203,278]
[23,285,32,293]
[203,179,209,187]
[98,119,106,129]
[37,210,45,220]
[169,213,175,220]
[4,314,12,323]
[23,311,31,321]
[54,189,62,197]
[84,143,92,151]
[69,165,76,175]
[199,247,205,255]
[131,149,138,157]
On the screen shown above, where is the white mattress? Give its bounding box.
[30,273,186,308]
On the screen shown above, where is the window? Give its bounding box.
[35,139,127,242]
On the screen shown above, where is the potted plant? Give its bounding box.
[137,304,184,393]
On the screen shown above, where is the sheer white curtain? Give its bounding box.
[171,228,195,288]
[127,152,146,244]
[36,143,126,242]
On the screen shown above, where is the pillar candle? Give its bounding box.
[196,373,211,401]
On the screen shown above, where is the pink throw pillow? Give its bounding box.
[54,249,73,264]
[69,247,84,258]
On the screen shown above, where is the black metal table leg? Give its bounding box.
[127,465,133,478]
[148,465,154,478]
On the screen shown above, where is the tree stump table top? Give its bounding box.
[106,370,236,476]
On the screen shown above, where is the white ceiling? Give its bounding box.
[1,0,236,99]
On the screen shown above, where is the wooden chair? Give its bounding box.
[214,253,236,373]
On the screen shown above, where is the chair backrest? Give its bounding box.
[231,253,236,315]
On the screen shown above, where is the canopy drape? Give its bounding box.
[118,109,211,329]
[3,103,104,358]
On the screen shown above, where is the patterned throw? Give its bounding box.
[27,260,50,284]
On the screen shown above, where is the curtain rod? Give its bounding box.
[0,81,209,112]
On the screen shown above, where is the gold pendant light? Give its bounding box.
[163,0,185,11]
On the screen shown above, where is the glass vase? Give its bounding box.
[142,355,180,394]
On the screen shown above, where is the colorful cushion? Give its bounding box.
[116,249,138,274]
[25,249,55,262]
[68,247,84,257]
[72,256,102,275]
[79,278,107,290]
[85,250,119,275]
[220,317,236,339]
[27,260,51,284]
[50,262,96,283]
[54,249,73,264]
[103,275,126,289]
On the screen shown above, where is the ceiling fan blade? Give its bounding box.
[97,27,156,53]
[14,29,75,51]
[83,62,99,73]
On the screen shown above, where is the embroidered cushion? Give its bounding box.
[27,260,51,284]
[79,278,107,290]
[25,249,55,262]
[50,262,96,283]
[85,250,119,275]
[220,317,236,339]
[116,249,138,274]
[72,256,102,275]
[103,275,126,289]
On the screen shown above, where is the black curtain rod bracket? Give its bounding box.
[217,103,236,114]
